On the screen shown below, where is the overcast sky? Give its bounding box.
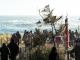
[0,0,80,16]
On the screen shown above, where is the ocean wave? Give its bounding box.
[12,19,39,24]
[0,16,80,34]
[0,19,39,25]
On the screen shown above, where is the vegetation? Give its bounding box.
[30,5,66,60]
[37,4,65,46]
[0,5,66,60]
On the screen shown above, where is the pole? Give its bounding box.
[65,17,69,60]
[65,18,69,49]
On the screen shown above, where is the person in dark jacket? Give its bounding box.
[11,33,18,44]
[7,38,19,60]
[49,46,59,60]
[16,31,21,45]
[0,43,11,60]
[70,38,80,60]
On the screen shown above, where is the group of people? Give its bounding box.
[48,39,77,60]
[69,29,79,46]
[0,38,19,60]
[48,29,80,60]
[0,28,80,60]
[49,38,80,60]
[11,31,21,45]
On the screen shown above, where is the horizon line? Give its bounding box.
[0,15,80,17]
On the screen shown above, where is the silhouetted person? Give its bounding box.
[75,30,78,38]
[24,30,27,35]
[11,33,18,45]
[71,31,75,41]
[23,30,27,42]
[0,43,11,60]
[16,31,21,45]
[49,46,59,60]
[70,38,80,60]
[7,39,19,60]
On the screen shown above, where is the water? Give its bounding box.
[0,15,80,34]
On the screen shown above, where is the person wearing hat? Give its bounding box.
[70,38,80,60]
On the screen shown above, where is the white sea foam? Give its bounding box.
[13,20,19,23]
[0,16,80,34]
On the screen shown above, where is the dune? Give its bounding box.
[0,33,24,47]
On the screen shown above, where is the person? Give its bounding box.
[49,46,59,60]
[7,38,19,60]
[74,38,79,46]
[11,33,18,44]
[75,30,78,38]
[16,31,21,45]
[0,43,11,60]
[70,38,80,60]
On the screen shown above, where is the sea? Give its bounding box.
[0,15,80,34]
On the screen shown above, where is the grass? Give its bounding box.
[0,33,72,60]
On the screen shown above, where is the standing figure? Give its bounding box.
[7,39,19,60]
[49,46,59,60]
[70,38,80,60]
[0,43,11,60]
[16,31,21,45]
[75,30,79,38]
[11,33,18,44]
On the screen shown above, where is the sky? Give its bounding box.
[0,0,80,16]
